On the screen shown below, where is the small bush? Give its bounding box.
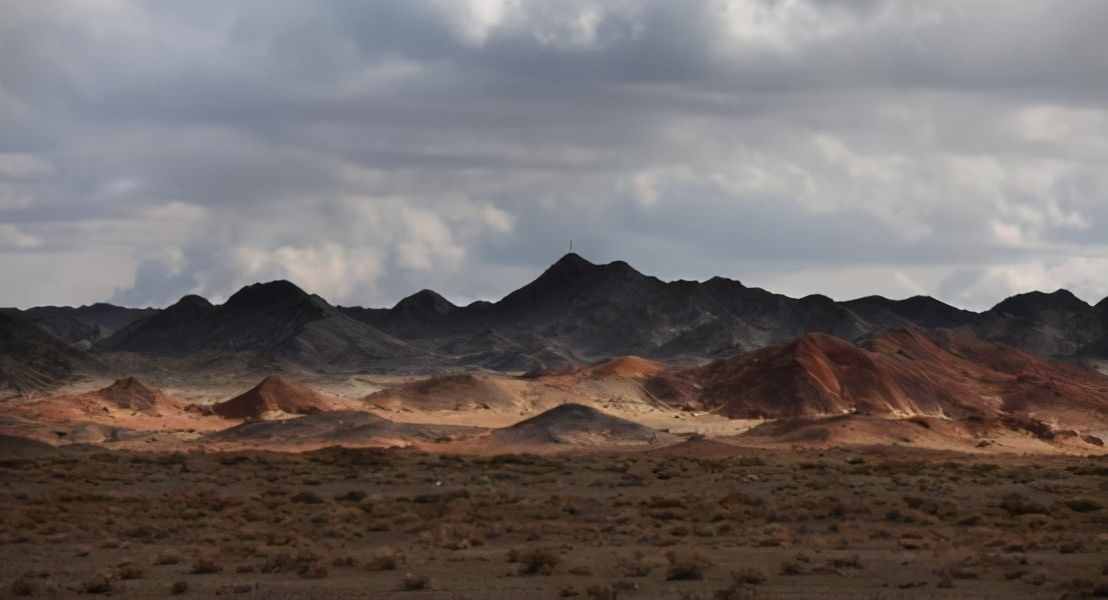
[401,573,430,591]
[514,548,561,576]
[780,560,804,576]
[618,551,654,577]
[1065,498,1103,513]
[116,564,144,580]
[154,551,182,566]
[170,581,189,595]
[189,558,222,575]
[730,568,767,585]
[366,548,403,571]
[81,573,113,595]
[665,550,713,581]
[298,563,328,579]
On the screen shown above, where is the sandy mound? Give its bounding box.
[585,356,667,379]
[491,403,673,447]
[206,410,483,448]
[94,377,171,411]
[210,376,336,420]
[365,374,521,411]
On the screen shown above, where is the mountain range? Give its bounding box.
[3,253,1108,388]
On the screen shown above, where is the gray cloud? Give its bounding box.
[2,1,1108,311]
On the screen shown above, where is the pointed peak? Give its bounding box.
[550,252,594,271]
[224,280,311,309]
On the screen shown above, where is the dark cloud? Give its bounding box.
[2,1,1108,310]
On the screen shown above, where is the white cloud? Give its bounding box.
[3,1,1108,310]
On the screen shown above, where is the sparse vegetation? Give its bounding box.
[0,443,1102,599]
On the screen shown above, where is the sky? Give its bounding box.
[2,1,1108,311]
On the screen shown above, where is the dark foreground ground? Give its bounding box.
[1,444,1106,599]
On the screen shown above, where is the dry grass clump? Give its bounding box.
[116,563,145,580]
[80,572,114,594]
[665,549,713,581]
[154,550,183,566]
[617,551,655,577]
[401,572,431,591]
[365,547,405,571]
[189,557,222,575]
[509,547,562,576]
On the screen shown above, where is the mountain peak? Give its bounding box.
[991,289,1089,317]
[548,252,594,272]
[170,294,213,311]
[394,289,456,315]
[224,280,311,310]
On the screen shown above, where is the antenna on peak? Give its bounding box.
[569,239,573,253]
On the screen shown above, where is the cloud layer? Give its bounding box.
[2,1,1108,309]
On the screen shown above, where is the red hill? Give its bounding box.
[94,377,169,411]
[211,376,336,420]
[660,329,1108,429]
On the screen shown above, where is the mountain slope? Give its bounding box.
[5,304,158,347]
[0,312,103,393]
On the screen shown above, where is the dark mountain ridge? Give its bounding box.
[9,254,1108,374]
[99,280,418,370]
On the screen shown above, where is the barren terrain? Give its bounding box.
[2,441,1107,599]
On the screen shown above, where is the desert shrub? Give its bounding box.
[665,550,713,581]
[81,573,113,594]
[827,554,863,570]
[618,551,655,577]
[116,564,144,580]
[170,581,189,595]
[1064,498,1102,513]
[401,573,430,591]
[189,558,222,575]
[298,563,328,579]
[290,491,324,504]
[999,493,1047,516]
[154,551,182,566]
[780,560,804,576]
[730,568,767,585]
[513,548,561,576]
[332,556,357,568]
[365,548,404,571]
[585,585,615,600]
[713,571,762,600]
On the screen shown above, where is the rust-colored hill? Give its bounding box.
[93,377,172,412]
[210,376,337,420]
[656,329,1108,430]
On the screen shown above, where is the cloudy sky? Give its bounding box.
[2,1,1107,310]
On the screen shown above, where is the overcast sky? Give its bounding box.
[2,1,1107,310]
